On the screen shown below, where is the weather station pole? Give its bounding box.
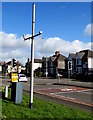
[23,3,42,109]
[30,2,35,109]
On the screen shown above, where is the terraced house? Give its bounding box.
[67,49,93,79]
[42,51,67,78]
[76,49,93,79]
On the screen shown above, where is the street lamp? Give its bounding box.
[23,3,42,109]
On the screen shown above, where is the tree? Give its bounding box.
[25,58,31,76]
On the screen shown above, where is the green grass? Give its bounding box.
[1,88,93,120]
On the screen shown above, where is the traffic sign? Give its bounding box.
[11,73,18,82]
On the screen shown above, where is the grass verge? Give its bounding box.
[1,88,93,120]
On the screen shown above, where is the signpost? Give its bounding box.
[11,59,24,104]
[68,61,72,84]
[11,73,18,82]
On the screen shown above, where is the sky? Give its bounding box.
[1,2,93,65]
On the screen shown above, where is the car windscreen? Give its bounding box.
[19,75,25,77]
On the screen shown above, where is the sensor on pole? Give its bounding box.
[23,3,42,109]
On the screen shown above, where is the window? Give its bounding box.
[77,59,81,65]
[77,59,79,65]
[77,67,82,74]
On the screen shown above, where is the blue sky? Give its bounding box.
[2,2,91,41]
[1,2,92,64]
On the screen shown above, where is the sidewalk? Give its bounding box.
[54,78,93,89]
[34,77,93,89]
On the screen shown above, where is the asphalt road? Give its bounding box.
[1,77,93,112]
[23,77,93,112]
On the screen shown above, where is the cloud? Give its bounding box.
[0,32,29,48]
[34,37,91,57]
[84,23,93,36]
[0,32,30,65]
[2,49,27,59]
[0,31,92,65]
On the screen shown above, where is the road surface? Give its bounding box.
[1,77,93,112]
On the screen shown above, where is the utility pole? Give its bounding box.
[23,3,42,109]
[30,2,35,109]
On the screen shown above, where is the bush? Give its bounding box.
[39,72,43,77]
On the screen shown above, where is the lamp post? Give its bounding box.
[23,3,42,109]
[46,43,48,78]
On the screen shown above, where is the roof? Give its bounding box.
[6,61,11,65]
[88,50,93,57]
[58,54,67,61]
[34,59,42,63]
[69,53,76,59]
[50,54,67,61]
[50,56,57,61]
[42,57,50,61]
[6,59,23,67]
[76,52,85,59]
[79,49,93,58]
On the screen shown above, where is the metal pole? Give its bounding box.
[46,57,47,78]
[29,3,35,109]
[45,41,48,78]
[68,70,70,85]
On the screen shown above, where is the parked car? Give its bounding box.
[18,74,27,82]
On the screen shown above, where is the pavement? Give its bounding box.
[34,77,93,89]
[56,79,92,89]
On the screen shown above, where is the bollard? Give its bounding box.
[5,86,8,98]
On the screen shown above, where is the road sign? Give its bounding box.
[68,61,72,70]
[11,73,18,82]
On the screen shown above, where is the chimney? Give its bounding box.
[55,51,60,56]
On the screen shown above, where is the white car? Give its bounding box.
[18,74,27,82]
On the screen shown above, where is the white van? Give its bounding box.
[18,74,27,82]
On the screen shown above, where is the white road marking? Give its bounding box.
[27,82,93,95]
[61,88,76,91]
[50,89,78,94]
[78,91,92,95]
[77,89,92,95]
